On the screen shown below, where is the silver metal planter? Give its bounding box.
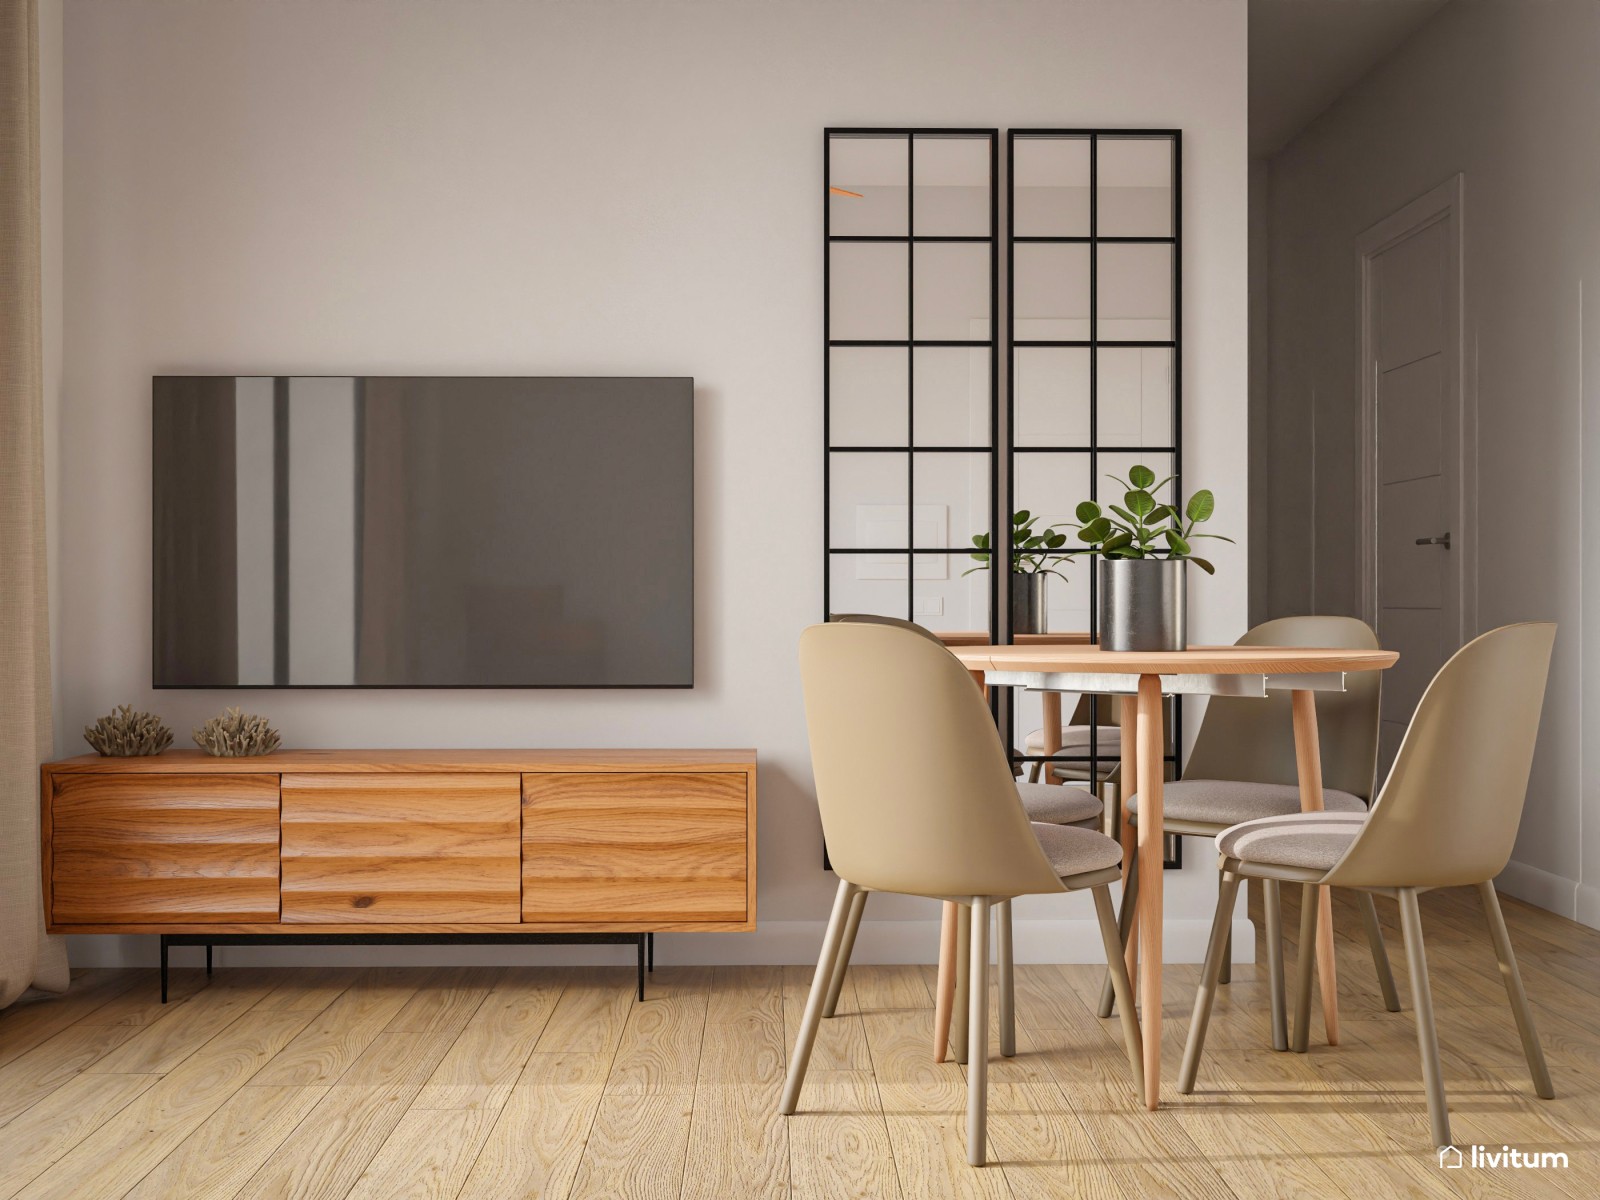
[1011,573,1048,636]
[1099,557,1186,651]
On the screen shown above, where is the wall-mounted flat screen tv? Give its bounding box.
[153,376,693,688]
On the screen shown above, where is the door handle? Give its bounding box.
[1415,533,1452,549]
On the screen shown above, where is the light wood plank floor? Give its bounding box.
[2,887,1597,1198]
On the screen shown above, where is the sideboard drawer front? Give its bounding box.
[281,773,520,923]
[50,774,280,924]
[522,772,748,923]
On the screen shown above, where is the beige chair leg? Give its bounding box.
[934,901,958,1062]
[967,896,991,1167]
[1477,881,1554,1099]
[1291,882,1319,1054]
[781,879,860,1115]
[1179,870,1241,1093]
[950,902,970,1065]
[1262,878,1288,1051]
[1219,925,1233,985]
[1396,888,1452,1148]
[1357,891,1402,1012]
[822,889,868,1018]
[1096,852,1139,1019]
[996,899,1015,1058]
[1092,884,1145,1105]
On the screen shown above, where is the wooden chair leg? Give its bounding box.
[1097,852,1139,1019]
[1357,890,1402,1012]
[1477,881,1554,1099]
[950,902,971,1065]
[1397,888,1452,1148]
[1092,884,1145,1105]
[967,897,992,1167]
[1291,882,1319,1054]
[1219,925,1233,985]
[1262,878,1288,1051]
[934,901,958,1062]
[781,879,859,1115]
[1179,870,1241,1093]
[996,899,1015,1058]
[822,888,867,1018]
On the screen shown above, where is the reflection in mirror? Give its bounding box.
[1097,347,1173,446]
[1096,137,1173,237]
[1013,136,1090,237]
[829,553,909,621]
[912,347,988,446]
[913,453,990,550]
[913,554,990,635]
[1014,347,1090,446]
[830,348,907,445]
[1013,243,1089,338]
[830,452,909,549]
[1012,452,1090,547]
[913,136,990,237]
[912,242,990,341]
[1097,242,1172,341]
[829,136,907,236]
[829,242,908,341]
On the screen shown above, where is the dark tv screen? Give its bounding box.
[152,376,693,688]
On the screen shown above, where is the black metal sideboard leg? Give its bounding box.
[636,935,646,1001]
[160,935,169,1003]
[647,932,654,972]
[206,944,213,977]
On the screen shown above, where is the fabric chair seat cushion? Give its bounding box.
[1127,780,1366,826]
[1023,724,1122,755]
[1016,782,1102,825]
[1215,811,1368,872]
[1031,821,1123,877]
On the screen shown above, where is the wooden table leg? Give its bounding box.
[1118,694,1140,979]
[1291,689,1340,1046]
[934,900,957,1062]
[1041,691,1063,785]
[1135,674,1164,1109]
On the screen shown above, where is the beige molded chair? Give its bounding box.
[1101,615,1401,1042]
[1180,623,1557,1148]
[785,621,1144,1166]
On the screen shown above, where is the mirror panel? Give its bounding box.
[913,136,990,237]
[1096,242,1172,341]
[1013,243,1089,338]
[1012,136,1090,237]
[913,452,990,551]
[828,553,909,620]
[828,136,907,236]
[829,452,908,549]
[913,346,989,446]
[914,553,990,635]
[1096,136,1173,237]
[1014,346,1090,447]
[830,242,908,341]
[912,242,990,341]
[1097,347,1173,447]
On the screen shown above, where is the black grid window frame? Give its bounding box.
[823,128,1000,647]
[1006,129,1184,868]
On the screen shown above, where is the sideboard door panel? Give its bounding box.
[521,772,748,923]
[50,774,280,923]
[281,773,521,923]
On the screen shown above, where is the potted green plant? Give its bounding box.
[1070,465,1231,651]
[965,510,1072,635]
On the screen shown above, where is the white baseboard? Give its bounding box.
[1496,859,1580,920]
[1576,883,1600,932]
[65,917,1255,970]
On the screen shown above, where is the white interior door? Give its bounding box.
[1360,178,1464,776]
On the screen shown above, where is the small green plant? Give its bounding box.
[965,510,1072,579]
[1071,464,1232,574]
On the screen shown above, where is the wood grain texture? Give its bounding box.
[46,773,279,925]
[281,773,521,923]
[1291,688,1341,1048]
[43,748,757,774]
[523,772,749,924]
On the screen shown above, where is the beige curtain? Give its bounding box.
[1,0,68,1008]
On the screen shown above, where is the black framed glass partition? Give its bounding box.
[1006,129,1184,862]
[824,129,999,644]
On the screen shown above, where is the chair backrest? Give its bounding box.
[799,622,1066,899]
[1326,623,1556,890]
[1181,615,1382,802]
[830,612,946,645]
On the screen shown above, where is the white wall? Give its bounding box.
[1260,0,1600,924]
[57,0,1250,966]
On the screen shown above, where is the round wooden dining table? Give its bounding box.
[949,642,1398,1109]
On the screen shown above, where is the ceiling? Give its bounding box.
[1250,0,1452,157]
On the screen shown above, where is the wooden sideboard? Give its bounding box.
[40,749,757,997]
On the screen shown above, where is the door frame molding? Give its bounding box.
[1356,173,1470,640]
